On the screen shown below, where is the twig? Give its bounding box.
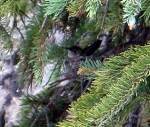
[101,0,109,30]
[43,61,60,87]
[39,16,49,33]
[44,76,76,90]
[30,111,41,127]
[97,0,109,38]
[12,15,25,40]
[20,15,26,27]
[16,26,25,40]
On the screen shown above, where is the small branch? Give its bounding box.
[16,26,25,40]
[20,15,26,27]
[44,76,77,89]
[101,0,109,30]
[43,61,60,87]
[39,16,49,33]
[97,0,109,38]
[30,112,41,127]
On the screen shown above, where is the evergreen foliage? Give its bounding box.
[22,0,150,126]
[122,0,141,23]
[0,24,12,49]
[43,0,70,17]
[1,0,150,127]
[45,44,67,61]
[78,58,102,78]
[20,7,55,83]
[58,44,150,127]
[0,0,29,16]
[141,0,150,24]
[43,0,101,19]
[20,8,45,83]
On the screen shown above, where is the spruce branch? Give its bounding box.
[58,44,150,127]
